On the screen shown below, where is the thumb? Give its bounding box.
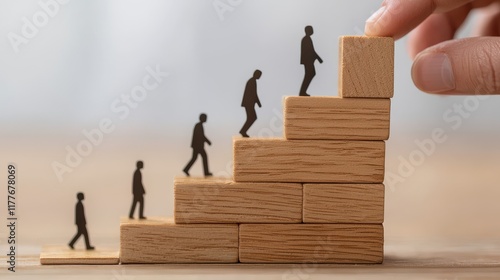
[412,37,500,94]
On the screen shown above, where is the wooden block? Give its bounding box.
[303,183,385,223]
[284,96,391,140]
[339,36,394,98]
[40,246,119,265]
[174,177,302,224]
[233,138,385,183]
[120,217,238,264]
[239,224,384,263]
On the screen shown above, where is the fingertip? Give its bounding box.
[365,5,388,36]
[365,0,436,39]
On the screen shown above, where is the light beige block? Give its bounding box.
[174,177,302,224]
[233,138,385,183]
[239,224,384,264]
[303,183,385,223]
[284,96,391,140]
[120,217,238,264]
[40,246,119,265]
[339,36,394,98]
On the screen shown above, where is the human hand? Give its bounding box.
[365,0,500,95]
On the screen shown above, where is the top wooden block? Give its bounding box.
[339,36,394,98]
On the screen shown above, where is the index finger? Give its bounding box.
[365,0,475,39]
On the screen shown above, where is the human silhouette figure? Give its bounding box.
[68,193,95,250]
[299,26,323,97]
[183,114,212,177]
[240,70,262,138]
[129,161,146,220]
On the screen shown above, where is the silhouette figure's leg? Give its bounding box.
[81,226,92,249]
[299,64,316,96]
[299,64,310,95]
[183,150,199,175]
[240,107,257,137]
[200,149,211,176]
[139,196,145,218]
[69,228,82,248]
[249,107,257,125]
[129,197,138,218]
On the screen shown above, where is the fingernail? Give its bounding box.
[412,53,456,93]
[365,6,387,34]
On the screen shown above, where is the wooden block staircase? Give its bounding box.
[120,36,394,264]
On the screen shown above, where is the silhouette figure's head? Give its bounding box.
[305,26,314,36]
[77,192,84,201]
[199,113,207,123]
[136,161,144,169]
[253,70,262,80]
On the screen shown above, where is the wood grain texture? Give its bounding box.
[233,138,385,183]
[120,217,238,264]
[284,96,391,140]
[239,224,384,264]
[339,36,394,98]
[303,183,385,223]
[174,177,302,224]
[40,246,119,265]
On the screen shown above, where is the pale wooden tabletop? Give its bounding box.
[4,239,500,279]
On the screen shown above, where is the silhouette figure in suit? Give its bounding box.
[240,70,262,138]
[183,114,212,177]
[129,161,146,219]
[68,192,95,250]
[299,26,323,96]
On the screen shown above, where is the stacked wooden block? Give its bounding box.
[120,36,394,264]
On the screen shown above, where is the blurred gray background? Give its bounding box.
[1,0,500,251]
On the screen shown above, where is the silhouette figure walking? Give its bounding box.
[68,192,95,250]
[129,161,146,220]
[299,26,323,96]
[240,70,262,138]
[183,114,213,177]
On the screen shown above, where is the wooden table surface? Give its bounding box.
[3,239,500,279]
